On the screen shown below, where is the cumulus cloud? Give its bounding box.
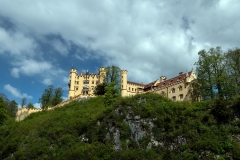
[0,27,37,56]
[4,84,33,99]
[11,59,52,77]
[0,0,239,83]
[42,78,52,85]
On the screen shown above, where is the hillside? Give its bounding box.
[1,93,240,159]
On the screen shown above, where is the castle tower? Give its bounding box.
[98,67,106,84]
[121,70,128,97]
[68,68,78,99]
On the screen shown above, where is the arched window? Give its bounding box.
[179,86,183,91]
[179,94,184,100]
[172,88,175,93]
[172,96,176,101]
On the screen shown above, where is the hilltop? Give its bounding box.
[1,93,240,159]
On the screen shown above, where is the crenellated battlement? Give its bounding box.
[121,70,128,74]
[16,93,96,122]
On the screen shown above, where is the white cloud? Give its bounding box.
[0,27,37,57]
[42,78,52,85]
[33,103,41,108]
[11,59,52,77]
[51,39,69,56]
[63,77,69,83]
[0,0,240,83]
[11,68,20,78]
[4,84,33,99]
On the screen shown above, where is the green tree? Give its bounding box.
[225,48,240,96]
[189,80,202,102]
[7,100,18,117]
[94,82,107,95]
[94,66,121,96]
[104,82,120,107]
[51,87,63,106]
[39,85,54,109]
[39,85,63,109]
[195,47,228,99]
[0,97,7,124]
[0,93,17,117]
[26,103,35,110]
[21,97,27,108]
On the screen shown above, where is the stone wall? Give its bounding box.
[16,94,94,121]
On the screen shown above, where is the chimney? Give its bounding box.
[179,72,184,75]
[160,76,167,82]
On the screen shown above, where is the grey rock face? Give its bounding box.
[113,129,121,150]
[177,136,187,145]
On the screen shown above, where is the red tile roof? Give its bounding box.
[156,71,192,89]
[144,80,158,90]
[127,71,192,91]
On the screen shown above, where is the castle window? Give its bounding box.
[92,81,94,84]
[122,85,123,88]
[179,94,183,100]
[172,96,176,101]
[129,87,130,91]
[172,88,175,93]
[161,91,165,96]
[179,86,182,91]
[132,88,134,91]
[83,80,89,84]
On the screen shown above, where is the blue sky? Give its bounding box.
[0,0,239,108]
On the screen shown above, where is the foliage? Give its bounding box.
[94,65,121,96]
[0,93,18,118]
[104,82,120,107]
[94,82,106,95]
[51,87,64,106]
[195,47,227,99]
[39,85,63,109]
[189,80,202,102]
[21,97,27,108]
[0,97,7,125]
[195,47,240,100]
[226,48,240,96]
[1,93,240,159]
[26,103,35,110]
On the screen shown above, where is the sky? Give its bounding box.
[0,0,240,108]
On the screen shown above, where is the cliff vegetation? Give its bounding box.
[1,93,240,159]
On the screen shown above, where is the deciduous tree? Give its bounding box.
[195,47,228,99]
[26,103,35,110]
[51,87,63,106]
[39,85,63,109]
[94,66,121,96]
[21,97,27,108]
[0,97,7,124]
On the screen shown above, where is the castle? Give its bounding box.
[68,67,200,102]
[16,67,199,121]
